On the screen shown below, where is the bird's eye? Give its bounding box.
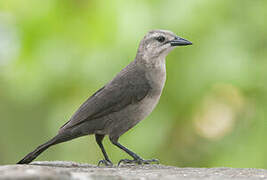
[156,36,165,43]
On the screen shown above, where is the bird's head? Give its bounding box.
[136,29,192,64]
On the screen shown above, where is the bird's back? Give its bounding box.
[59,60,166,138]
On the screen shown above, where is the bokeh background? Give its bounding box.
[0,0,266,168]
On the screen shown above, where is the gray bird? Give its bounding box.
[17,29,192,166]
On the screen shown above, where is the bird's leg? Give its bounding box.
[95,134,113,166]
[109,137,159,166]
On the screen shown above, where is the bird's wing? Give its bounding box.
[59,63,151,131]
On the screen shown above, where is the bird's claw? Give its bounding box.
[118,158,159,166]
[97,159,113,167]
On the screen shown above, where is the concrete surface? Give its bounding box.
[0,161,267,180]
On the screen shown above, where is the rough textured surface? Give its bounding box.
[1,161,267,180]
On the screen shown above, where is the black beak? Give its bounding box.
[169,36,192,46]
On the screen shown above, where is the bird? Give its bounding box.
[17,29,192,166]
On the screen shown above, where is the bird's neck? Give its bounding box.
[135,54,166,69]
[135,55,166,92]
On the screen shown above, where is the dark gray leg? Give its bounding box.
[109,136,159,165]
[95,134,113,166]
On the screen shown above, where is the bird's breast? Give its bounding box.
[145,64,166,97]
[135,65,166,118]
[102,62,166,137]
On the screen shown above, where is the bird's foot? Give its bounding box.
[118,158,159,166]
[97,159,113,167]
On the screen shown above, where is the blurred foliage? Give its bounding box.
[0,0,266,168]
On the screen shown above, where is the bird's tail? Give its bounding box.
[17,131,79,164]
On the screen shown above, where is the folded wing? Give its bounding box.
[60,62,151,131]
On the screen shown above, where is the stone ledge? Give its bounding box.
[0,161,267,180]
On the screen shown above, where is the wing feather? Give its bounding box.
[60,62,151,131]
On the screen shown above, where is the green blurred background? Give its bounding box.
[0,0,266,168]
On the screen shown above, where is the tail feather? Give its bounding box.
[17,131,77,164]
[17,137,57,164]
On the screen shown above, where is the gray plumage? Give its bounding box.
[17,29,192,165]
